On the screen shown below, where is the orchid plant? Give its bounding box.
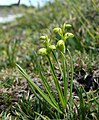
[17,23,74,116]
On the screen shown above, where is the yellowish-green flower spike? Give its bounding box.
[48,45,56,51]
[64,32,74,40]
[57,40,65,52]
[53,28,62,35]
[64,24,72,28]
[38,48,47,55]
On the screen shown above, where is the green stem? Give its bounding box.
[67,49,74,104]
[60,50,68,106]
[37,59,59,108]
[47,55,65,108]
[52,51,67,107]
[52,51,63,76]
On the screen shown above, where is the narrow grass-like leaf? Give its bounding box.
[35,112,51,120]
[16,64,62,114]
[77,87,86,120]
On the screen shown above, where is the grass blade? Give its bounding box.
[16,64,62,114]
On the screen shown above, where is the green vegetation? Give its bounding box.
[0,0,99,119]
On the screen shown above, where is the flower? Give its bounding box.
[56,40,65,52]
[40,35,48,41]
[63,24,72,28]
[64,32,74,40]
[48,45,56,51]
[53,28,62,35]
[38,48,47,55]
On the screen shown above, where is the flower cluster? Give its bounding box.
[38,24,74,55]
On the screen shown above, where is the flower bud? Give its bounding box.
[64,32,74,40]
[38,48,47,55]
[48,45,56,51]
[53,28,62,35]
[64,24,72,28]
[56,40,65,52]
[40,35,48,41]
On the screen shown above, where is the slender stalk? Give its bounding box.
[37,59,59,108]
[47,55,66,108]
[67,49,74,104]
[61,51,67,105]
[52,51,67,107]
[52,51,63,75]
